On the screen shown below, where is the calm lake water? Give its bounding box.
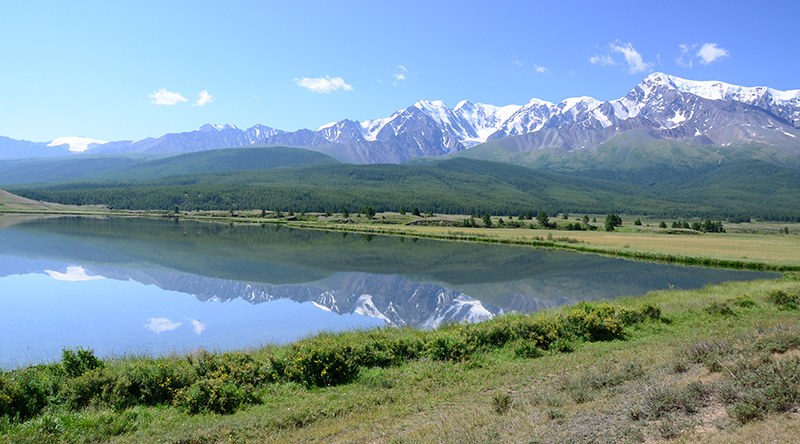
[0,215,779,367]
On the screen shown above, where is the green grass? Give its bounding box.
[2,278,799,443]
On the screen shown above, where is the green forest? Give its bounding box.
[5,147,800,220]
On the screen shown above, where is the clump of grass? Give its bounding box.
[656,417,683,440]
[704,299,736,316]
[637,381,710,420]
[683,339,735,373]
[728,294,757,308]
[766,288,799,310]
[491,391,513,414]
[750,331,800,354]
[558,362,644,404]
[725,355,800,424]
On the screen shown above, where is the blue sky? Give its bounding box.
[1,0,798,143]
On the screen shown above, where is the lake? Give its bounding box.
[0,215,779,368]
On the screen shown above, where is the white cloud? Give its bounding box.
[44,265,104,282]
[192,90,213,107]
[295,76,353,93]
[589,54,616,67]
[534,64,548,74]
[145,318,182,334]
[675,42,730,67]
[697,43,729,65]
[676,44,693,68]
[609,41,652,74]
[392,65,408,86]
[149,88,188,105]
[190,319,207,335]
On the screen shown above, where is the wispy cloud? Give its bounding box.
[392,65,408,86]
[676,42,730,67]
[149,88,188,105]
[697,43,730,65]
[192,90,214,107]
[609,41,652,73]
[145,318,182,334]
[591,41,652,74]
[295,76,353,93]
[533,64,549,74]
[589,54,616,67]
[676,44,694,68]
[190,319,207,335]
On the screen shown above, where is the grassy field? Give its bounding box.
[1,278,799,443]
[280,214,800,270]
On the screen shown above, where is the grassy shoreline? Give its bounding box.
[2,278,799,443]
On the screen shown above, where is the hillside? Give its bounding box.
[6,155,799,220]
[0,147,340,185]
[432,130,800,171]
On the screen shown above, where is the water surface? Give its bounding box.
[0,215,777,367]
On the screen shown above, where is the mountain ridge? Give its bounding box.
[2,73,799,166]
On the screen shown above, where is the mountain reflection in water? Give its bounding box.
[0,216,778,365]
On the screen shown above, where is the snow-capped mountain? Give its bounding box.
[259,73,800,161]
[3,73,799,163]
[85,123,284,154]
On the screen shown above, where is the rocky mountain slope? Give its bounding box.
[3,73,799,164]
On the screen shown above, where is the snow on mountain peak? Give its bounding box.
[316,121,337,131]
[47,136,108,153]
[197,123,238,132]
[641,72,800,105]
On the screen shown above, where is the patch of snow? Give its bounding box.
[44,265,104,281]
[353,294,391,324]
[421,294,493,329]
[316,121,337,131]
[311,301,332,312]
[782,131,796,138]
[48,136,108,153]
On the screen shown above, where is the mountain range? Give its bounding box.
[3,73,799,166]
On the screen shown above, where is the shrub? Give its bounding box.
[191,351,270,386]
[60,367,118,410]
[173,377,256,414]
[513,341,544,359]
[276,337,360,387]
[730,393,767,424]
[61,347,104,378]
[562,303,625,342]
[114,359,195,407]
[424,330,474,361]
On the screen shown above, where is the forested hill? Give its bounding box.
[0,146,340,186]
[7,155,800,221]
